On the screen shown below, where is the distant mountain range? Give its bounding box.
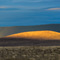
[0,24,60,37]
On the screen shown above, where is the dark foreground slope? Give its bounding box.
[0,24,60,37]
[0,38,60,46]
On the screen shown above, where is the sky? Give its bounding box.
[0,0,60,26]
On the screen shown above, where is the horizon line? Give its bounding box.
[0,23,60,27]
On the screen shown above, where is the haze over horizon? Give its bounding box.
[0,0,60,26]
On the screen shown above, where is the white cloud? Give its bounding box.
[47,8,60,10]
[0,6,7,8]
[0,6,19,9]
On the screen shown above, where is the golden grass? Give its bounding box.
[6,30,60,40]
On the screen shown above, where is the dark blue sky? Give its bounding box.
[0,0,60,26]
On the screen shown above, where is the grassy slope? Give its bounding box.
[6,30,60,40]
[0,46,60,60]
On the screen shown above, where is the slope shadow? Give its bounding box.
[0,38,60,46]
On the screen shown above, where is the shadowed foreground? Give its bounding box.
[0,38,60,46]
[0,46,60,60]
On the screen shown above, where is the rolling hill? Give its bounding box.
[0,30,59,46]
[0,24,60,37]
[6,30,60,40]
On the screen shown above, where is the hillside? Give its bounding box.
[0,24,60,37]
[6,30,60,40]
[0,30,60,46]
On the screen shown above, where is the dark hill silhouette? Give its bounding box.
[0,24,60,37]
[0,38,60,46]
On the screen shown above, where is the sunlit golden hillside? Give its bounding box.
[6,30,60,40]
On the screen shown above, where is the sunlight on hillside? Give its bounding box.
[6,30,60,40]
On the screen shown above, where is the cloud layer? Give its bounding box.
[0,0,60,26]
[0,0,60,11]
[48,8,60,10]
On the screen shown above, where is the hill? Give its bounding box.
[0,24,60,37]
[0,30,58,46]
[6,30,60,40]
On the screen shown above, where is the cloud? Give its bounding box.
[0,6,20,11]
[0,6,42,11]
[47,8,60,10]
[0,6,7,8]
